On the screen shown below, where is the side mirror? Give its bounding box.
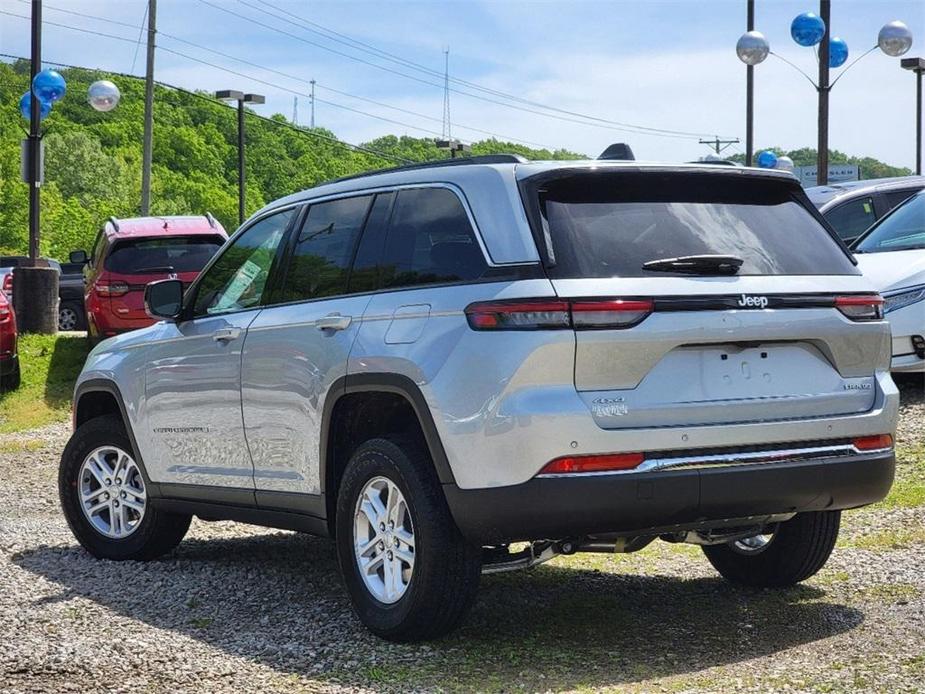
[144,279,183,321]
[69,250,88,264]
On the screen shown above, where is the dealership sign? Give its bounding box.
[795,164,860,186]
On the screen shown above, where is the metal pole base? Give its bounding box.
[11,267,59,334]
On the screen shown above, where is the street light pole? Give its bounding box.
[817,0,831,186]
[902,57,924,175]
[745,0,755,167]
[215,90,264,226]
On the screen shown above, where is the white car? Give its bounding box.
[852,190,925,373]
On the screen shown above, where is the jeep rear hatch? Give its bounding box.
[520,170,886,428]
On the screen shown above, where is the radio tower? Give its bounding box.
[292,96,298,125]
[436,47,468,157]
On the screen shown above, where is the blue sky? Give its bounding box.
[2,0,923,167]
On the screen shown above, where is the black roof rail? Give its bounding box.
[204,212,218,229]
[108,216,120,232]
[322,154,529,187]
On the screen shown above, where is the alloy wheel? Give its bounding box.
[78,446,146,539]
[353,476,415,604]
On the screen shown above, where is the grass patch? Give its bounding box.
[840,527,925,551]
[188,616,213,629]
[0,333,87,434]
[876,444,925,509]
[857,582,919,603]
[0,438,45,453]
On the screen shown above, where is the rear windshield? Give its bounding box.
[853,192,925,253]
[530,172,857,277]
[105,236,224,275]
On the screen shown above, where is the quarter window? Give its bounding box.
[281,195,373,302]
[379,187,487,289]
[192,209,293,316]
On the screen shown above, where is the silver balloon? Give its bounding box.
[88,80,121,112]
[736,31,770,66]
[775,155,795,172]
[878,21,913,57]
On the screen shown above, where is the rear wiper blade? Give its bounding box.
[641,254,744,275]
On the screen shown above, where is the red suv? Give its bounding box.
[0,287,19,390]
[79,215,227,343]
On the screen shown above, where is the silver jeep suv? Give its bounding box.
[60,156,898,641]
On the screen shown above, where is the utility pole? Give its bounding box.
[699,136,740,155]
[745,0,755,166]
[310,79,315,128]
[816,0,831,185]
[442,48,451,139]
[140,0,156,215]
[28,0,41,264]
[292,96,298,125]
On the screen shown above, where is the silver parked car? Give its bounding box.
[806,175,925,244]
[60,155,898,641]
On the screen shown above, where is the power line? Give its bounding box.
[194,0,703,140]
[0,51,415,165]
[249,0,733,139]
[130,3,148,74]
[11,1,558,150]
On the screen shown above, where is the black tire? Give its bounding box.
[59,414,191,561]
[335,436,481,642]
[0,358,20,391]
[702,511,841,587]
[58,301,85,331]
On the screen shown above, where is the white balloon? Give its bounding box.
[88,80,121,112]
[736,31,770,66]
[775,156,795,171]
[878,21,913,57]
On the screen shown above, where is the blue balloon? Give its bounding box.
[791,12,826,47]
[757,150,778,169]
[32,69,66,103]
[19,91,52,121]
[829,37,849,68]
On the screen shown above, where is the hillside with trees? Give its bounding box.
[0,59,581,259]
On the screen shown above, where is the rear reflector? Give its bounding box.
[465,298,653,331]
[852,434,893,451]
[539,452,645,475]
[835,295,883,321]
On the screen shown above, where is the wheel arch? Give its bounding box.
[321,373,456,533]
[73,379,158,493]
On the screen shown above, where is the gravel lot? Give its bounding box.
[1,376,923,693]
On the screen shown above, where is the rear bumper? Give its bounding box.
[444,450,895,544]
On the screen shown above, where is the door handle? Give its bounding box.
[316,313,352,331]
[212,327,241,342]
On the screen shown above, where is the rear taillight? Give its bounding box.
[835,295,883,321]
[539,452,645,475]
[2,274,12,293]
[464,300,571,330]
[852,434,893,451]
[0,305,9,321]
[96,281,129,297]
[465,298,653,331]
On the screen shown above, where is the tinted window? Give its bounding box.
[281,195,372,302]
[193,210,293,316]
[883,188,921,211]
[854,193,925,253]
[104,236,224,275]
[824,196,876,240]
[348,192,395,294]
[380,187,487,289]
[534,173,857,277]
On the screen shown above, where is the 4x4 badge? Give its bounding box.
[738,294,769,309]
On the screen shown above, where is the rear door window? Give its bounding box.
[379,187,487,289]
[529,172,857,277]
[883,188,921,211]
[105,236,225,275]
[280,195,373,302]
[823,196,877,241]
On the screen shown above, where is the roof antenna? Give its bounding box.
[598,143,636,161]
